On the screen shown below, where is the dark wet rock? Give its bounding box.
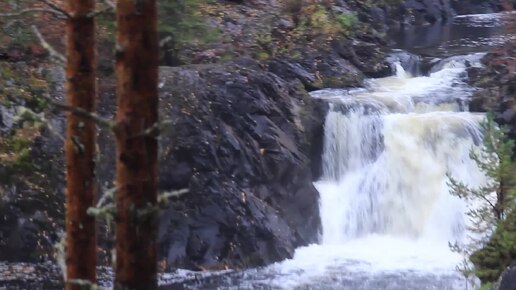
[157,60,326,269]
[267,54,364,91]
[493,262,516,290]
[0,62,65,263]
[387,50,423,76]
[332,39,392,78]
[0,105,15,133]
[404,0,454,24]
[451,0,506,15]
[0,262,62,290]
[372,0,506,26]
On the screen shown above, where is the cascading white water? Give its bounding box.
[317,54,489,243]
[318,110,484,245]
[264,53,491,290]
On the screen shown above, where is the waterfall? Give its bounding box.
[248,53,493,290]
[319,109,484,244]
[312,53,488,270]
[162,52,494,290]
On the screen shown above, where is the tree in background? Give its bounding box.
[64,1,98,289]
[448,114,516,286]
[114,0,159,289]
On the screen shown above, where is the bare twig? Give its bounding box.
[0,8,67,19]
[31,25,66,64]
[1,19,23,37]
[87,6,114,18]
[33,0,70,18]
[132,119,173,139]
[41,94,115,129]
[15,107,66,142]
[100,0,116,9]
[51,103,114,129]
[158,189,189,204]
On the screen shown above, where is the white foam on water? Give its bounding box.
[267,54,489,290]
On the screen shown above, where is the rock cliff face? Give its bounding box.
[157,60,326,269]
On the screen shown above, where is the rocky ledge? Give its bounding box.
[156,59,328,270]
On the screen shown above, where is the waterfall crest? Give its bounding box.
[312,53,488,271]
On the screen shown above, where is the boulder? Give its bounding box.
[157,59,326,269]
[493,262,516,290]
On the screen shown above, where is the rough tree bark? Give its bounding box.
[114,0,159,289]
[64,0,97,289]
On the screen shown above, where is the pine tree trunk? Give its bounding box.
[64,1,97,289]
[114,0,159,289]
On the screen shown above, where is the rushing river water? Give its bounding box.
[160,12,515,290]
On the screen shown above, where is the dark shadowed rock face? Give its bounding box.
[378,0,505,26]
[451,0,505,15]
[404,0,454,24]
[157,59,327,270]
[494,262,516,290]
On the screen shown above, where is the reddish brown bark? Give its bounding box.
[114,0,159,289]
[64,0,97,289]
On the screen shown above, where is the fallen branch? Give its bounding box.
[87,6,114,18]
[0,8,67,19]
[40,94,115,129]
[31,25,66,64]
[158,188,189,205]
[15,106,65,142]
[99,0,116,9]
[34,0,70,18]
